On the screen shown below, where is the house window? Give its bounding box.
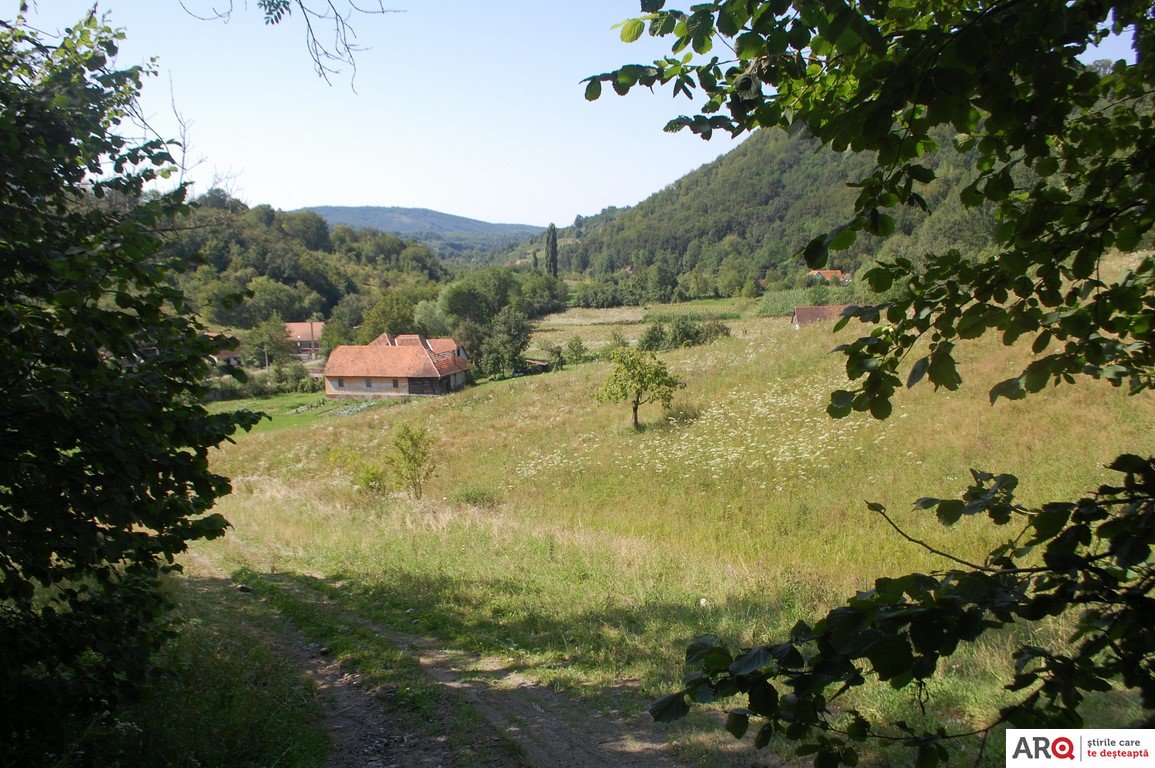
[392,378,398,388]
[337,378,344,388]
[365,378,373,388]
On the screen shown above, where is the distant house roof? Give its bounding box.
[285,321,325,343]
[323,336,468,379]
[791,305,850,328]
[368,333,461,355]
[808,269,849,282]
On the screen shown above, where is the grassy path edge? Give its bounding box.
[239,569,691,768]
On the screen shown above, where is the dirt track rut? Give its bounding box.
[274,577,686,768]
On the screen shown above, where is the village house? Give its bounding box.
[807,269,851,284]
[286,321,325,359]
[323,334,469,398]
[791,305,850,329]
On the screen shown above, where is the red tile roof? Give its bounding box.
[285,321,325,342]
[426,338,458,354]
[791,305,849,327]
[323,337,468,379]
[808,269,848,281]
[368,333,395,346]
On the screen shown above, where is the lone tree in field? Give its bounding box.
[588,0,1155,764]
[481,306,533,377]
[0,11,259,760]
[597,347,684,430]
[545,222,559,278]
[387,424,437,500]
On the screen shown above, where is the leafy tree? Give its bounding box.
[0,12,259,760]
[278,209,332,252]
[413,298,453,337]
[452,318,488,364]
[244,312,296,368]
[320,316,353,354]
[514,272,569,318]
[481,306,533,377]
[546,222,559,277]
[597,348,684,430]
[440,280,494,326]
[386,424,437,500]
[355,285,437,343]
[592,0,1155,763]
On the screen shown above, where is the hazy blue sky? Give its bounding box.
[22,2,1136,227]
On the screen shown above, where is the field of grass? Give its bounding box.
[192,300,1155,766]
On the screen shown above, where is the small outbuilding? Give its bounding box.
[791,305,850,329]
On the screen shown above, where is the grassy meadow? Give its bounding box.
[189,300,1155,766]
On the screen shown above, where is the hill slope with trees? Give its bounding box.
[519,126,993,304]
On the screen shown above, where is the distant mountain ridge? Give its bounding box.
[300,206,545,259]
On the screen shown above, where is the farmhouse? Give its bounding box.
[807,269,851,284]
[791,305,850,329]
[286,321,325,359]
[323,334,469,398]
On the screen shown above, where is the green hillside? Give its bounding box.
[510,128,995,303]
[303,205,546,260]
[196,303,1155,767]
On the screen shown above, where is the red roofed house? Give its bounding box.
[286,321,325,359]
[791,305,850,329]
[323,334,469,397]
[807,269,851,284]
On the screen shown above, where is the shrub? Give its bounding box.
[564,335,590,364]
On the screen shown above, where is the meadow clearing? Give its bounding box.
[187,300,1155,767]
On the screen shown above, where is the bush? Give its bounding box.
[564,335,590,364]
[637,322,667,351]
[636,316,731,351]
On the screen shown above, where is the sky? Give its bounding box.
[20,2,1137,228]
[22,1,750,227]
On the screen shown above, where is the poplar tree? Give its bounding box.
[546,222,559,278]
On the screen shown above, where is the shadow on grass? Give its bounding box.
[228,566,1110,768]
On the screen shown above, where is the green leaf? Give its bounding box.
[725,711,750,739]
[1029,505,1072,542]
[803,236,828,268]
[1034,156,1059,176]
[730,645,775,675]
[584,78,602,101]
[736,32,763,59]
[754,721,775,749]
[829,226,858,251]
[1115,224,1141,251]
[649,692,691,723]
[619,18,646,43]
[906,356,929,388]
[868,394,892,420]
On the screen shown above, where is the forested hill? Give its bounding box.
[528,127,994,300]
[302,206,545,260]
